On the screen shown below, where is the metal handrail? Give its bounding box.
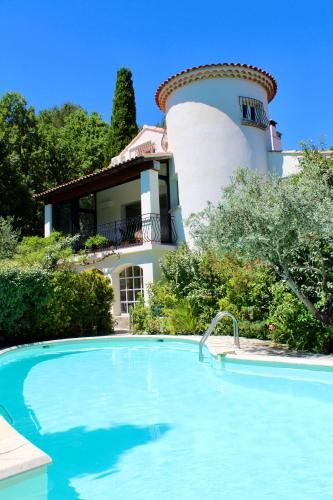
[199,312,240,360]
[74,213,177,251]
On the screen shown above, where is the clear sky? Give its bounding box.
[0,0,332,149]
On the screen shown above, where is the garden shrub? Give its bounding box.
[131,246,276,337]
[84,234,109,251]
[0,267,114,347]
[163,299,199,334]
[130,297,148,333]
[130,293,172,334]
[159,244,226,332]
[268,283,332,352]
[0,217,20,259]
[218,257,276,338]
[14,231,75,268]
[144,315,170,335]
[130,244,333,352]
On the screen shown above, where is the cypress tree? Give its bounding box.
[106,68,138,160]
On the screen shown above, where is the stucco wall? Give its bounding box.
[96,179,140,226]
[268,152,301,177]
[165,78,270,237]
[78,245,176,316]
[124,127,164,154]
[111,126,165,165]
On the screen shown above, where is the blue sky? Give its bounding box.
[0,0,332,149]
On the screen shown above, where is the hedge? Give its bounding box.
[0,267,114,347]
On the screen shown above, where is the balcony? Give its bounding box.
[75,213,177,252]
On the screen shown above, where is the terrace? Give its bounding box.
[35,153,178,251]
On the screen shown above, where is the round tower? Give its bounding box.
[155,63,277,238]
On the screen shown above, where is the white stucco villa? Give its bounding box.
[35,63,323,328]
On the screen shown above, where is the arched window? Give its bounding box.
[119,266,144,314]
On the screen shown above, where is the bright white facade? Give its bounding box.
[37,62,323,327]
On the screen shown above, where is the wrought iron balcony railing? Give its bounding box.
[75,213,177,251]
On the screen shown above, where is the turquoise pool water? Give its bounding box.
[0,338,333,499]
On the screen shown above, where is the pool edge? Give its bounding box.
[1,334,333,369]
[0,416,51,482]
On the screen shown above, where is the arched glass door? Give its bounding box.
[119,266,144,314]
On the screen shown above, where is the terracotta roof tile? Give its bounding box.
[155,63,277,111]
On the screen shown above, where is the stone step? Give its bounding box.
[114,315,129,331]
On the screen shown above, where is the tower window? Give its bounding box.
[239,97,269,130]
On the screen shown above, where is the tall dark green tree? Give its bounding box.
[35,105,109,189]
[105,68,138,161]
[0,92,38,233]
[0,93,110,235]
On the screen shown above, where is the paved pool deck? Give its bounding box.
[115,332,333,368]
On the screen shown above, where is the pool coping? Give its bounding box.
[0,416,51,481]
[1,333,333,368]
[1,332,333,482]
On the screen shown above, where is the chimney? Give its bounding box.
[269,120,282,151]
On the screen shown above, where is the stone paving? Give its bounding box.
[203,334,333,367]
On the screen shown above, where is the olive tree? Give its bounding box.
[188,150,333,330]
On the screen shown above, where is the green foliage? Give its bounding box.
[160,243,226,330]
[130,244,333,351]
[0,93,110,235]
[35,105,109,191]
[268,283,332,352]
[47,269,114,337]
[0,217,20,259]
[218,256,276,338]
[106,68,138,159]
[0,70,137,235]
[131,246,274,337]
[13,231,75,269]
[144,316,170,335]
[0,92,38,233]
[148,281,179,313]
[84,234,109,251]
[189,149,333,332]
[0,267,114,347]
[164,299,199,335]
[130,297,148,333]
[130,285,178,334]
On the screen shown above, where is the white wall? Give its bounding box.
[111,126,166,165]
[268,151,301,177]
[140,169,160,215]
[78,246,175,316]
[165,78,270,240]
[96,179,140,226]
[168,157,185,242]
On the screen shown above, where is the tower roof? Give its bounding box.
[155,63,277,111]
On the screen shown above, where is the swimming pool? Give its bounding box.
[0,337,333,499]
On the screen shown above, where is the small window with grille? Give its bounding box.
[239,97,269,130]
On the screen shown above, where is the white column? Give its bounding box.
[141,262,154,306]
[140,169,160,243]
[44,204,53,237]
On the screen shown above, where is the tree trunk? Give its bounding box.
[285,274,333,328]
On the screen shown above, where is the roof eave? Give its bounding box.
[34,153,172,203]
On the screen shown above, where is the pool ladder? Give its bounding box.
[199,311,240,360]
